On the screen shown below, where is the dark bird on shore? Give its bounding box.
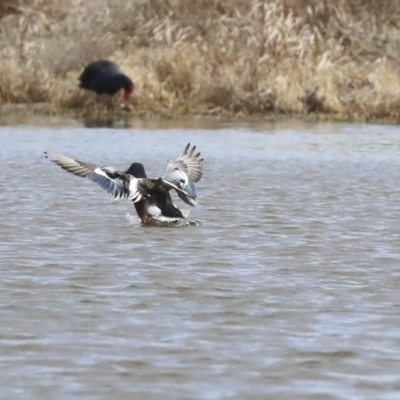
[44,144,204,225]
[79,60,134,102]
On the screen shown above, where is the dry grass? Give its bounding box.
[1,0,400,121]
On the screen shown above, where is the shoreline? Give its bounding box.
[1,103,399,127]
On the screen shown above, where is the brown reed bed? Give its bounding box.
[1,0,400,122]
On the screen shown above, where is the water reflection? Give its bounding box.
[82,116,133,129]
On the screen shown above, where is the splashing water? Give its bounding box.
[126,214,200,227]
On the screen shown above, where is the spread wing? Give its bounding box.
[163,143,204,206]
[136,178,195,204]
[44,148,143,202]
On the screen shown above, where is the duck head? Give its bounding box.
[125,162,147,178]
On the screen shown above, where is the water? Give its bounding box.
[1,118,400,399]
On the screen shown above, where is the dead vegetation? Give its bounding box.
[1,0,400,121]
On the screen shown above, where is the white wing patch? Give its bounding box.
[128,178,143,202]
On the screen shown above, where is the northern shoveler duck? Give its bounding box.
[79,60,134,109]
[44,144,204,225]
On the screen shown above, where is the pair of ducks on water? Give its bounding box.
[45,143,204,226]
[47,61,204,226]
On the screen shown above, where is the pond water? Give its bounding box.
[1,117,400,399]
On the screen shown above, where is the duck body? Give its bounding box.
[45,144,203,225]
[134,193,185,223]
[79,60,134,100]
[132,175,187,222]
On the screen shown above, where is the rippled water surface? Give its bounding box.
[1,118,400,399]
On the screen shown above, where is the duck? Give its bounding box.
[44,144,204,225]
[79,60,134,106]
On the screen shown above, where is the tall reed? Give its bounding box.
[1,0,400,120]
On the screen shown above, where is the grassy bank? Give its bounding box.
[1,0,400,121]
